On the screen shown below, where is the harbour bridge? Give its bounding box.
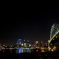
[48,23,59,51]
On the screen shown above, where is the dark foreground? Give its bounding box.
[0,50,59,59]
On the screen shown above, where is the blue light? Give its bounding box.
[16,48,31,53]
[16,48,23,53]
[19,48,23,53]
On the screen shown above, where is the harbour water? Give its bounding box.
[0,49,59,59]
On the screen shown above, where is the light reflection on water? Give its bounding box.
[0,49,59,59]
[16,48,31,53]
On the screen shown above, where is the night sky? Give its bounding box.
[0,8,59,45]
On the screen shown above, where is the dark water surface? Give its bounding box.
[0,49,59,59]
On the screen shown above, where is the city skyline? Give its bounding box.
[0,8,59,45]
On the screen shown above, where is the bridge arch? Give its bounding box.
[48,23,59,51]
[48,23,59,44]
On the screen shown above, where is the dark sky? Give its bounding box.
[0,7,59,45]
[16,15,59,42]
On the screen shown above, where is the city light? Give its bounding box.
[0,24,59,54]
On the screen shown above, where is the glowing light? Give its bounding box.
[19,48,23,53]
[16,48,31,53]
[41,47,45,52]
[41,50,45,52]
[48,46,51,51]
[49,31,59,43]
[24,43,27,47]
[49,24,59,44]
[51,49,54,52]
[21,43,23,46]
[16,48,23,53]
[36,41,39,44]
[52,46,56,51]
[29,44,31,47]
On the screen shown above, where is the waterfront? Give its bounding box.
[0,49,59,59]
[0,16,59,59]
